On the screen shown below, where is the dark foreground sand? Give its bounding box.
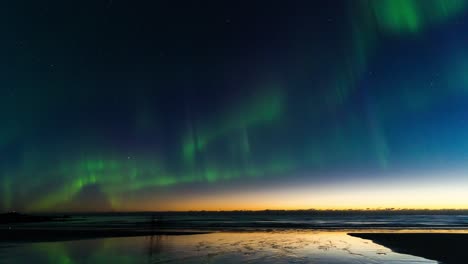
[350,233,468,264]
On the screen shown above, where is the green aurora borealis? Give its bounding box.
[2,0,468,211]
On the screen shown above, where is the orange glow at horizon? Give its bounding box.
[109,178,468,212]
[28,170,468,213]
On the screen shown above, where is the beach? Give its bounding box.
[1,212,468,263]
[0,231,439,264]
[350,233,468,264]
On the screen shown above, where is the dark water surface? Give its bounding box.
[5,212,468,230]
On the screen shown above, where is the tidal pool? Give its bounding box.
[0,231,436,263]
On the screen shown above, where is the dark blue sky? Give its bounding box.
[2,0,468,211]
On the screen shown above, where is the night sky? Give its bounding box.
[2,0,468,212]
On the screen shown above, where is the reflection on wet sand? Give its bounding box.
[0,231,437,263]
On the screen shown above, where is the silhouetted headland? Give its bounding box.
[350,233,468,264]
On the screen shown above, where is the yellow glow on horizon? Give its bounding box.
[111,179,468,212]
[29,170,468,212]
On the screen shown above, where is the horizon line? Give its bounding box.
[7,208,468,214]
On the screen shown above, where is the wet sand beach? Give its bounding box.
[1,213,468,263]
[0,231,438,263]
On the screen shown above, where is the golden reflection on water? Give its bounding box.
[2,231,440,264]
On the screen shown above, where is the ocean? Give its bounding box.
[15,211,468,230]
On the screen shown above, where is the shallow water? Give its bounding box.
[0,231,436,263]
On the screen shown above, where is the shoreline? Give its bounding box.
[0,229,211,243]
[349,232,468,264]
